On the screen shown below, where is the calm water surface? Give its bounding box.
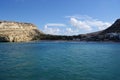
[0,41,120,80]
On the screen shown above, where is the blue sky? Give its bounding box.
[0,0,120,35]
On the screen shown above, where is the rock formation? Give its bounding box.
[0,21,43,42]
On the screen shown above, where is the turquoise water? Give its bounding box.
[0,41,120,80]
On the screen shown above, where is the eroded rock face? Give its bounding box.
[0,21,43,42]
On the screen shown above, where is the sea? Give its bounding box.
[0,41,120,80]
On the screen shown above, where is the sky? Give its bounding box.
[0,0,120,35]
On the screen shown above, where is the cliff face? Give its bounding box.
[0,21,43,42]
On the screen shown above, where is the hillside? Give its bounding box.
[83,19,120,41]
[0,21,43,42]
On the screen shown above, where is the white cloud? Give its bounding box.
[65,15,93,20]
[45,23,66,27]
[70,18,92,31]
[43,15,112,35]
[65,28,79,35]
[66,28,73,33]
[43,23,66,35]
[85,20,111,30]
[44,27,60,35]
[68,15,111,31]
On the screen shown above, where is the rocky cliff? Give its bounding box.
[0,21,43,42]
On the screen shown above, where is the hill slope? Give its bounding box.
[101,19,120,34]
[0,21,43,42]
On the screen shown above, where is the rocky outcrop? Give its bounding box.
[0,21,43,42]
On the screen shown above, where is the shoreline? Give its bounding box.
[0,39,120,43]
